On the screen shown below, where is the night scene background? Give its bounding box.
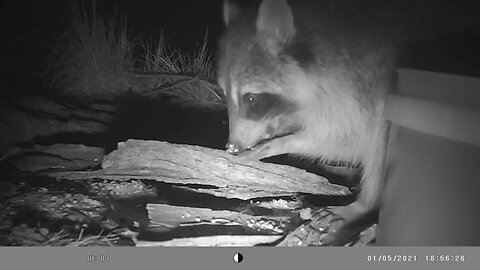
[2,0,479,150]
[0,0,479,247]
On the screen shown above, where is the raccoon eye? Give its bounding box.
[241,92,279,119]
[241,92,297,120]
[243,93,258,106]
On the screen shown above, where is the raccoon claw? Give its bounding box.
[313,206,339,219]
[314,204,374,246]
[319,222,359,246]
[234,143,272,160]
[308,207,351,246]
[226,142,271,160]
[236,148,265,161]
[315,207,334,216]
[320,207,346,222]
[313,207,345,228]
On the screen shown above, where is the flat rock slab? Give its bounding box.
[0,95,114,156]
[11,144,105,173]
[50,139,350,200]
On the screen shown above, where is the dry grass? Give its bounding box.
[44,1,224,108]
[141,31,214,79]
[45,0,136,100]
[41,228,137,247]
[134,31,224,108]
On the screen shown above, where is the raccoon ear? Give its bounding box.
[223,0,240,27]
[256,0,296,55]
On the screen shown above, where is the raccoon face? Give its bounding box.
[224,82,303,154]
[218,0,306,154]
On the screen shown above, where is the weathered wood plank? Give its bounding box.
[50,140,350,200]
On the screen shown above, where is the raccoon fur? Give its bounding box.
[217,0,398,245]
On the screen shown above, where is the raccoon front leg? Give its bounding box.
[236,133,306,161]
[321,122,388,245]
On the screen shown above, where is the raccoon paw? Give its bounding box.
[314,204,377,246]
[236,144,274,161]
[319,204,364,222]
[320,224,355,246]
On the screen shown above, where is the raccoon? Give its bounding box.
[217,0,397,245]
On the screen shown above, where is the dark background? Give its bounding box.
[1,0,480,87]
[0,0,479,150]
[0,0,225,88]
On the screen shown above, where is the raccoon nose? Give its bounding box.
[225,142,241,154]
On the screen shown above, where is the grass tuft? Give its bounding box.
[44,1,224,108]
[135,30,224,108]
[45,0,136,99]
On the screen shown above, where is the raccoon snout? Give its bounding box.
[226,142,253,155]
[226,142,241,154]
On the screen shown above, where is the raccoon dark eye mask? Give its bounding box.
[241,92,297,120]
